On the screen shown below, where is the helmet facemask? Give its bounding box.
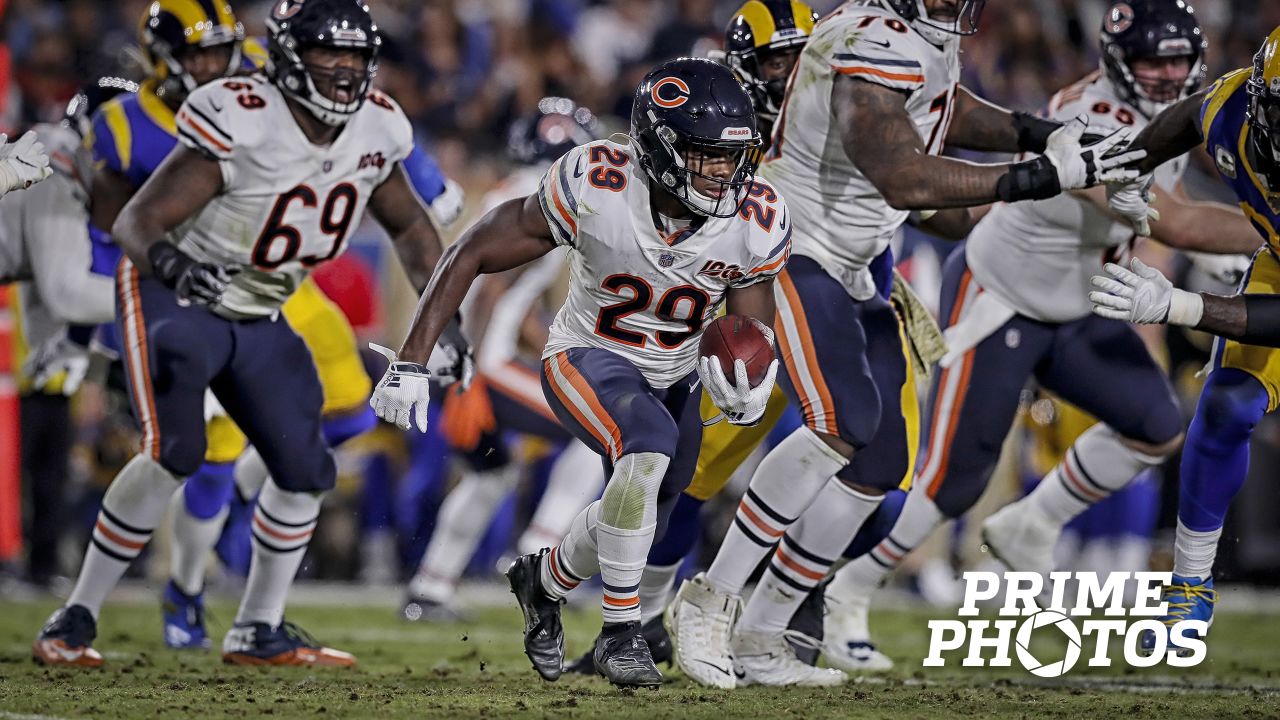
[149,30,242,102]
[888,0,985,46]
[641,119,760,218]
[1108,42,1202,119]
[1248,76,1280,209]
[727,44,802,124]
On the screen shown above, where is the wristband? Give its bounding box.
[1012,112,1060,154]
[1167,288,1204,327]
[996,157,1061,202]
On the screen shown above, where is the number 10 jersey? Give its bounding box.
[175,73,414,318]
[537,138,792,388]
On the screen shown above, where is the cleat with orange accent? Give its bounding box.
[32,605,104,668]
[221,621,356,667]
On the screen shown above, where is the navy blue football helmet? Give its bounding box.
[507,97,599,166]
[631,57,760,218]
[266,0,381,126]
[1101,0,1205,118]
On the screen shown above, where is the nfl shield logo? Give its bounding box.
[323,160,333,173]
[659,252,675,268]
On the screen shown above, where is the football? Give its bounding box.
[699,314,774,387]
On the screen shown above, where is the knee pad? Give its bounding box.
[600,452,669,531]
[184,462,236,520]
[1195,369,1270,451]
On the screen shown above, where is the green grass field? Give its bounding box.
[1,590,1277,719]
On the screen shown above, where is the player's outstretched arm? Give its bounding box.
[367,162,446,293]
[833,77,1140,210]
[111,146,222,274]
[397,194,558,366]
[1128,90,1209,175]
[945,86,1061,154]
[1074,179,1262,255]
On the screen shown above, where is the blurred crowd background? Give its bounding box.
[3,0,1279,602]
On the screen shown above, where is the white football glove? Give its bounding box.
[369,343,432,432]
[1045,117,1146,190]
[428,178,466,228]
[0,130,53,195]
[1089,257,1204,327]
[27,335,90,396]
[698,355,777,427]
[1106,173,1159,236]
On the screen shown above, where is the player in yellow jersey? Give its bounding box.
[1089,26,1280,654]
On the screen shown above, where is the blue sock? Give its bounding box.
[648,493,704,566]
[843,487,906,559]
[184,462,236,520]
[1179,368,1268,532]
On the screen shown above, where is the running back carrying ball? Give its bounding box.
[699,315,774,386]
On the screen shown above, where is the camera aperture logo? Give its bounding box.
[923,571,1207,677]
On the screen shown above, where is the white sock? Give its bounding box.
[594,452,667,625]
[1023,424,1163,527]
[540,501,600,600]
[68,456,180,619]
[738,479,881,635]
[518,440,603,555]
[706,426,847,596]
[831,487,947,605]
[1172,519,1221,581]
[410,464,520,603]
[638,561,681,624]
[234,448,269,501]
[167,489,228,596]
[235,479,321,627]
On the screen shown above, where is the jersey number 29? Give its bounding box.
[595,274,711,349]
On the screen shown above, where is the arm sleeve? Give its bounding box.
[403,144,447,203]
[537,147,587,248]
[1240,294,1280,347]
[23,175,115,325]
[828,27,925,94]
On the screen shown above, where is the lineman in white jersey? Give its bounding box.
[821,0,1265,660]
[668,0,1149,688]
[403,99,606,621]
[370,58,789,686]
[34,0,465,669]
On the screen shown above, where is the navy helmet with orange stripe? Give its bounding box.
[140,0,244,102]
[508,97,599,166]
[266,0,381,127]
[631,58,761,219]
[724,0,818,125]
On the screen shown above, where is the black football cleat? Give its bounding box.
[32,605,103,668]
[506,549,565,681]
[565,614,672,675]
[593,622,663,688]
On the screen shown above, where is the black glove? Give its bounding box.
[428,314,475,388]
[148,241,236,307]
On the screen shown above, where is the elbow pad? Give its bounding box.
[996,157,1060,203]
[1242,295,1280,347]
[1012,111,1060,154]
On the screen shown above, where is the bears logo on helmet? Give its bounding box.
[651,78,692,109]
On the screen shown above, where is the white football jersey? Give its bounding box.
[175,74,414,318]
[966,71,1187,323]
[761,0,959,298]
[539,138,792,388]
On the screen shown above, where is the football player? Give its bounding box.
[1,79,130,586]
[33,0,463,668]
[823,0,1263,663]
[1087,24,1280,652]
[369,58,789,686]
[402,99,605,621]
[666,0,1146,688]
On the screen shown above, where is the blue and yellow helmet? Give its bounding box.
[139,0,244,100]
[1246,27,1280,194]
[724,0,818,123]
